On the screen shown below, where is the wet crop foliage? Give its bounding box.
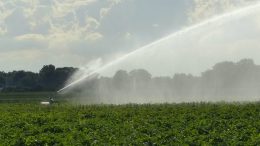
[0,102,259,145]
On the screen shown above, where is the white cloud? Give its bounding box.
[46,1,103,48]
[0,0,186,72]
[85,32,103,41]
[0,0,124,45]
[2,0,104,50]
[48,16,102,44]
[189,0,259,23]
[52,0,97,18]
[22,3,51,30]
[100,8,111,19]
[85,16,100,30]
[15,33,46,42]
[100,0,122,19]
[21,0,39,17]
[0,1,15,35]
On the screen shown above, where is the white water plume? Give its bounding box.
[63,58,103,92]
[59,1,260,94]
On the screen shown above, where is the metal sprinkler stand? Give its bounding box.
[49,96,54,104]
[41,93,56,105]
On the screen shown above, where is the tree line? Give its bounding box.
[1,59,260,102]
[0,65,77,92]
[71,59,260,102]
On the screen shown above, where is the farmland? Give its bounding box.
[0,101,259,145]
[0,92,70,103]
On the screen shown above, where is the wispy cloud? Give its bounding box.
[100,0,122,19]
[1,0,105,49]
[51,0,97,18]
[189,0,259,23]
[6,0,260,73]
[0,1,15,35]
[15,33,46,42]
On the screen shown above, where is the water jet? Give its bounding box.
[58,2,260,104]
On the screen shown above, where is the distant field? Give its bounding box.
[0,92,70,103]
[0,102,259,145]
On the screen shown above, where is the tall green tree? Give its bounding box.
[39,65,56,90]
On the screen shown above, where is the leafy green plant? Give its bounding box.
[0,102,259,145]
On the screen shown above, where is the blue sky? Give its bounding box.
[0,0,259,73]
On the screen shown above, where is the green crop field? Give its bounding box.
[0,102,259,145]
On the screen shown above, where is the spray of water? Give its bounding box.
[58,2,260,93]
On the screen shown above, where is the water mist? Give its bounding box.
[58,2,260,104]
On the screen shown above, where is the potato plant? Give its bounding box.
[0,102,259,145]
